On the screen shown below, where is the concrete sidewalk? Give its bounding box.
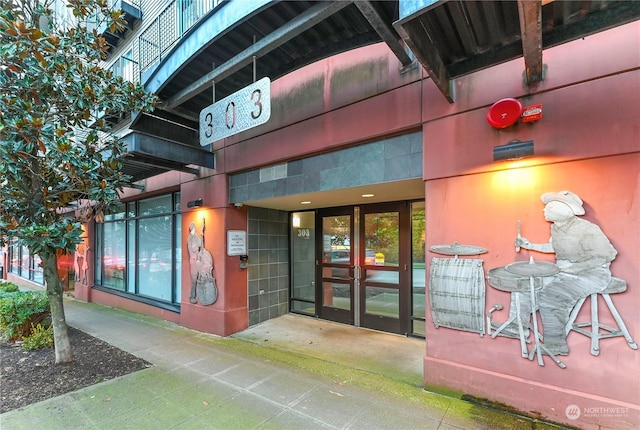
[0,299,568,430]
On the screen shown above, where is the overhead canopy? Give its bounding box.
[394,0,640,101]
[112,0,640,179]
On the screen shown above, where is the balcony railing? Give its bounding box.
[109,53,139,83]
[138,0,224,76]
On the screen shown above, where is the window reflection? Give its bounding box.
[139,195,172,216]
[411,201,426,336]
[364,212,399,266]
[323,282,350,310]
[102,220,126,290]
[290,211,316,315]
[365,286,399,318]
[96,192,181,306]
[138,216,173,301]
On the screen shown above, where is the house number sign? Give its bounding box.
[199,77,271,146]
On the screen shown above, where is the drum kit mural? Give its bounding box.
[428,191,637,369]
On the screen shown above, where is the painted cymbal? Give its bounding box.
[429,242,488,256]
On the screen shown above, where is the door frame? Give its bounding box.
[315,202,411,335]
[358,202,411,334]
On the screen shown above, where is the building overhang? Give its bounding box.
[120,132,214,182]
[394,0,640,102]
[119,0,640,179]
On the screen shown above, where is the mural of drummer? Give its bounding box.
[515,190,618,355]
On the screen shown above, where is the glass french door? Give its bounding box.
[359,203,410,334]
[316,203,410,334]
[318,207,355,325]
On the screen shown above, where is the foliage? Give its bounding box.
[0,0,156,361]
[0,281,20,293]
[412,208,426,263]
[22,322,54,349]
[0,0,157,254]
[0,290,50,341]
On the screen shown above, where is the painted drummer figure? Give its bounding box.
[515,190,618,356]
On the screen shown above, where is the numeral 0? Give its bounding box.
[225,101,236,129]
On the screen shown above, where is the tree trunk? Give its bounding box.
[41,252,73,363]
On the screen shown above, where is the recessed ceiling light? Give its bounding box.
[361,194,374,198]
[300,201,311,205]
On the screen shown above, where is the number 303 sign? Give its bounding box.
[199,77,271,146]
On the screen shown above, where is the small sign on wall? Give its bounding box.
[522,104,542,123]
[227,230,247,256]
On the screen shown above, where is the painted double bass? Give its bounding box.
[188,221,218,305]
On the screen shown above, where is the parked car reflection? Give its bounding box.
[103,255,126,280]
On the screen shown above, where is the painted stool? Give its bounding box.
[565,277,638,356]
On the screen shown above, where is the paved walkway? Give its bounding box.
[0,299,568,430]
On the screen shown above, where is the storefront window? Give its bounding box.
[138,216,173,301]
[139,195,172,216]
[9,241,20,275]
[102,220,127,290]
[32,254,43,284]
[95,192,182,309]
[7,239,44,285]
[21,245,29,277]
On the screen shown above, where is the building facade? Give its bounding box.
[5,1,639,428]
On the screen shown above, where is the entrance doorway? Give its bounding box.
[290,201,425,336]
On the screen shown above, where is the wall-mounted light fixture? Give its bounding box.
[493,140,534,161]
[187,198,203,208]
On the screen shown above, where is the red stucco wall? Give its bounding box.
[424,155,639,427]
[74,17,639,429]
[421,21,640,429]
[179,173,249,336]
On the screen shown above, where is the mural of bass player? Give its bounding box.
[187,221,218,305]
[515,191,618,356]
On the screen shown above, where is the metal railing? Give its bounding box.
[109,53,139,83]
[138,0,224,76]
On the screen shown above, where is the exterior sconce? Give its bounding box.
[239,255,249,269]
[187,198,203,208]
[493,140,534,161]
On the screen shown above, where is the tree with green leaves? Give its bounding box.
[0,0,156,363]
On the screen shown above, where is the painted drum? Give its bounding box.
[486,98,523,128]
[487,266,541,292]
